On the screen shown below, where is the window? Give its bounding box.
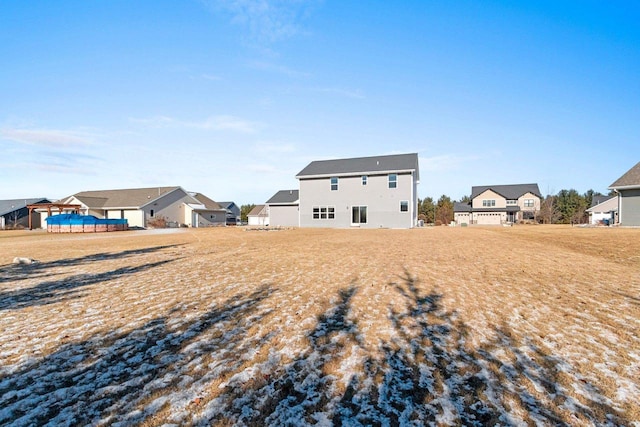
[388,174,397,189]
[352,206,367,224]
[313,206,335,220]
[482,200,496,207]
[506,200,517,205]
[362,175,367,186]
[524,199,535,208]
[400,201,409,212]
[331,177,338,191]
[150,209,155,217]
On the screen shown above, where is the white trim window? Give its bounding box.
[482,200,496,207]
[362,175,367,186]
[524,199,535,208]
[400,201,409,212]
[330,177,338,191]
[506,200,517,205]
[388,174,397,189]
[313,206,335,220]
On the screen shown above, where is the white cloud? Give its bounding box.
[419,154,480,172]
[203,115,258,132]
[201,73,222,81]
[1,128,92,147]
[204,0,318,43]
[254,142,296,153]
[130,115,258,133]
[247,163,281,174]
[317,87,365,100]
[249,60,311,78]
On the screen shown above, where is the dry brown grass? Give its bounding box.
[1,225,639,425]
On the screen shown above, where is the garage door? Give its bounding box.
[476,213,501,225]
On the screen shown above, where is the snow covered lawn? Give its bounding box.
[1,226,639,426]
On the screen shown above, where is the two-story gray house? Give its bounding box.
[295,153,420,229]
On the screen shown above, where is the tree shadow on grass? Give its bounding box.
[0,244,185,285]
[0,271,630,425]
[0,285,277,426]
[206,284,363,426]
[207,271,630,426]
[0,259,179,311]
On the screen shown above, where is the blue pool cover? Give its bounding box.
[46,214,128,226]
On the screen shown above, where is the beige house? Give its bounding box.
[50,187,224,228]
[454,184,542,226]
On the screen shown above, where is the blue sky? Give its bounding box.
[1,1,639,204]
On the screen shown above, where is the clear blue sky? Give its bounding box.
[1,1,639,204]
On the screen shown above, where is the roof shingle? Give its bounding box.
[266,190,299,204]
[62,187,184,208]
[296,153,419,179]
[610,161,640,189]
[471,184,541,200]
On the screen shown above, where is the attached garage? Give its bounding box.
[475,213,502,225]
[266,190,299,227]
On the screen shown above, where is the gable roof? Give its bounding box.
[60,187,187,209]
[266,190,299,204]
[296,153,419,180]
[191,193,224,211]
[0,198,50,216]
[590,194,615,208]
[217,201,236,209]
[609,161,640,190]
[453,202,472,213]
[586,195,618,213]
[471,183,541,200]
[248,204,267,216]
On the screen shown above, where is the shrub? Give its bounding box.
[147,216,167,229]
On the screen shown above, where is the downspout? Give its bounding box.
[615,189,621,225]
[411,170,415,228]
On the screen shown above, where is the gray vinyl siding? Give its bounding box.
[299,172,414,228]
[620,189,640,226]
[268,205,299,227]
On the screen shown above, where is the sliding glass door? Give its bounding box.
[351,206,367,225]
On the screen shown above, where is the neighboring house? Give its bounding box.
[586,195,618,225]
[218,202,241,225]
[265,190,299,227]
[454,184,542,226]
[0,198,50,229]
[609,161,640,226]
[53,186,201,228]
[295,153,420,229]
[247,204,269,226]
[182,193,227,227]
